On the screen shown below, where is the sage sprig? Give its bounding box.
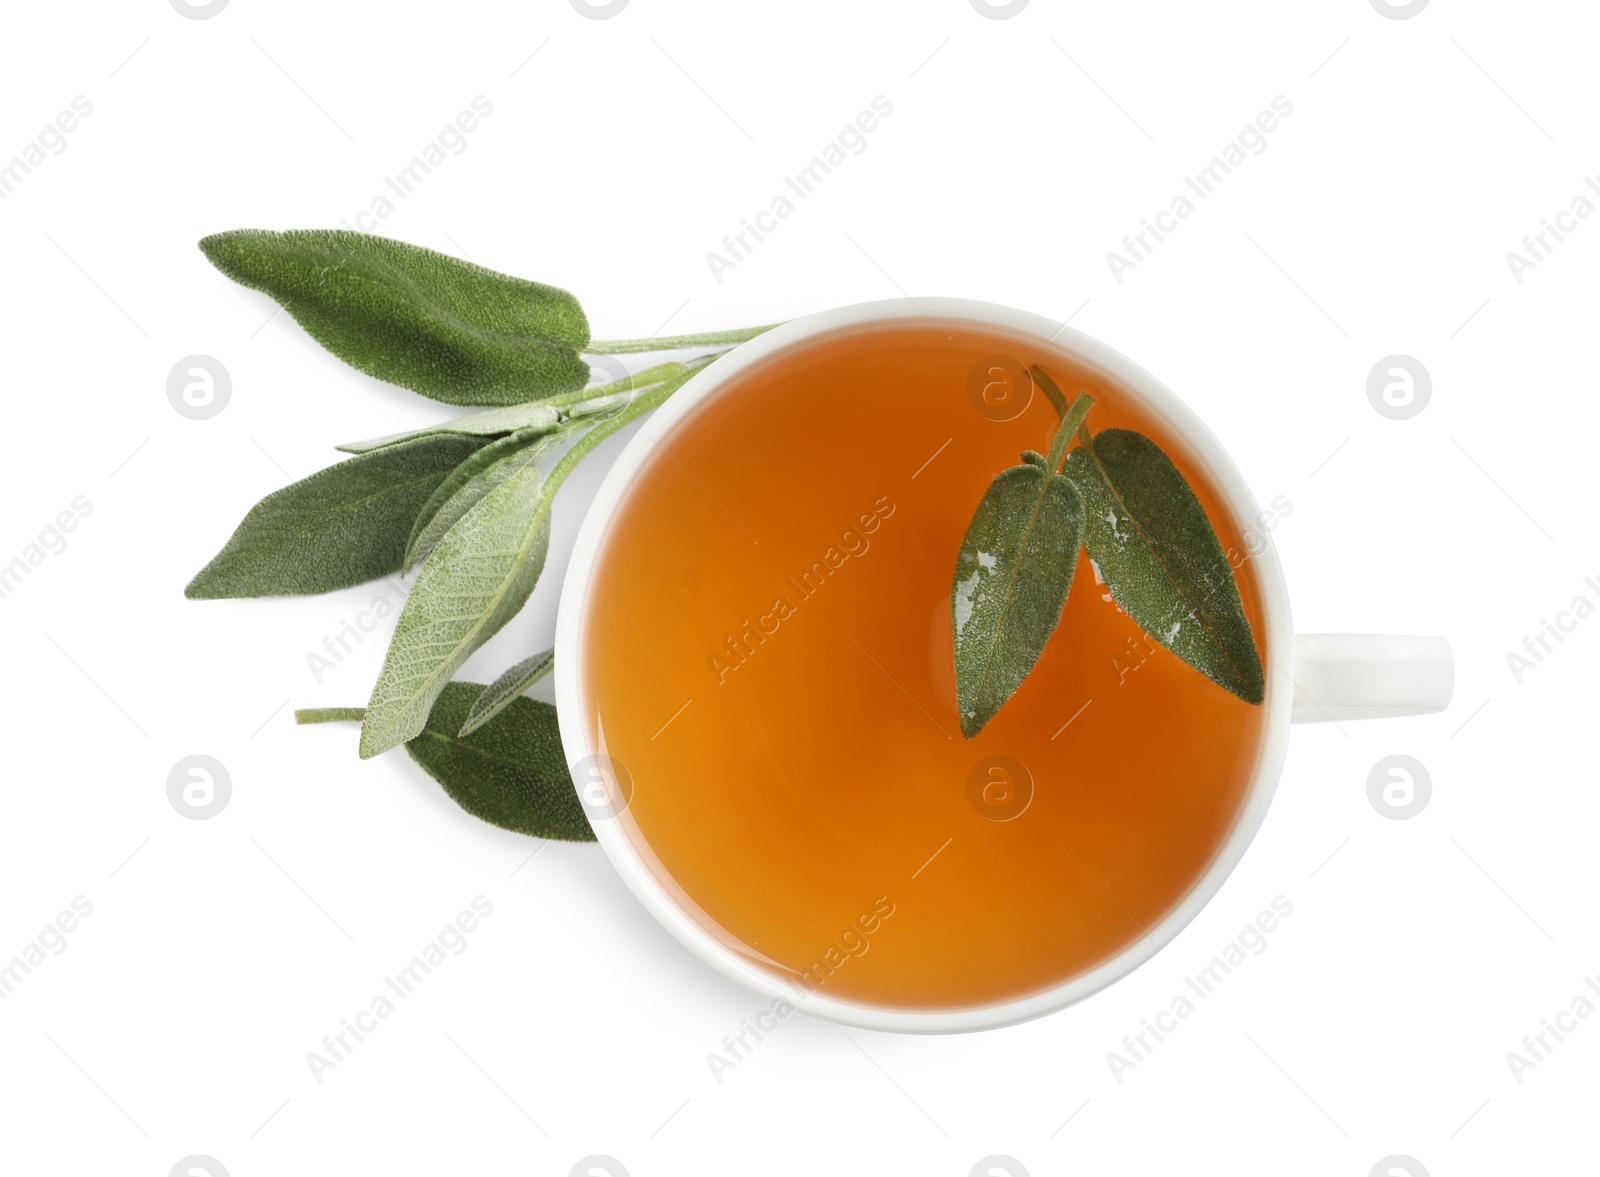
[190,229,776,837]
[359,364,700,759]
[952,394,1093,738]
[952,366,1264,736]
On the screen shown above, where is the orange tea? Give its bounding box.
[577,323,1269,1009]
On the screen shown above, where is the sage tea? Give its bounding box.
[578,323,1270,1009]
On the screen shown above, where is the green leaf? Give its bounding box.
[337,401,561,455]
[459,649,554,737]
[403,427,563,573]
[359,455,556,758]
[185,433,492,599]
[199,229,591,406]
[404,682,592,842]
[295,690,591,841]
[952,463,1085,738]
[1063,428,1264,704]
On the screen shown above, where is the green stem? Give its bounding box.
[585,323,783,355]
[541,362,707,498]
[543,349,735,414]
[539,360,691,411]
[561,353,720,425]
[1031,365,1070,421]
[1046,393,1095,472]
[296,707,366,725]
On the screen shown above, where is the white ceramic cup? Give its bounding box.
[554,298,1453,1033]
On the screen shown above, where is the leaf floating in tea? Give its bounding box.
[952,467,1085,737]
[952,393,1094,738]
[185,433,493,599]
[199,229,592,406]
[1063,428,1264,704]
[459,649,555,737]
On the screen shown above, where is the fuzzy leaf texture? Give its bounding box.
[459,649,555,737]
[403,428,562,572]
[359,447,556,758]
[403,682,592,842]
[952,463,1085,737]
[199,229,591,406]
[1063,429,1264,703]
[185,433,491,598]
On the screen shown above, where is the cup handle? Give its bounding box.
[1289,634,1453,724]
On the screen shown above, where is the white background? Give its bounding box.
[1,1,1594,1174]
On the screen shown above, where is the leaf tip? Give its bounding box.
[356,716,391,759]
[197,230,244,267]
[1197,640,1265,706]
[1235,658,1267,706]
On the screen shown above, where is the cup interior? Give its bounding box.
[554,298,1295,1032]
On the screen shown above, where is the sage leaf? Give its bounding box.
[405,682,592,842]
[403,428,563,573]
[359,456,556,758]
[337,401,561,455]
[185,433,491,599]
[458,649,555,737]
[952,463,1085,738]
[296,691,590,841]
[1063,429,1264,703]
[199,229,591,406]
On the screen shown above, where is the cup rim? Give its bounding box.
[554,297,1294,1033]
